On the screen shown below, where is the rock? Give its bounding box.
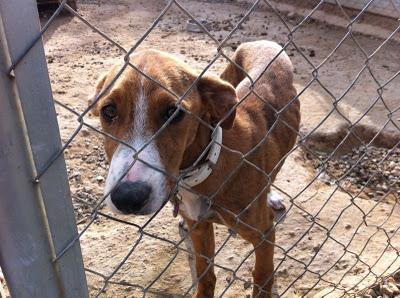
[96,175,104,182]
[287,12,295,19]
[70,172,81,182]
[81,128,90,137]
[364,288,377,297]
[381,284,394,296]
[387,280,400,294]
[312,244,320,252]
[243,281,251,289]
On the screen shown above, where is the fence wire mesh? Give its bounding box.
[7,0,400,296]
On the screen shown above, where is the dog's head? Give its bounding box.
[91,50,237,215]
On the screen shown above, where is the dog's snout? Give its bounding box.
[110,181,151,214]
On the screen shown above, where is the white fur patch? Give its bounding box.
[104,77,167,214]
[178,188,203,221]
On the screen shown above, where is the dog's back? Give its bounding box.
[221,40,301,173]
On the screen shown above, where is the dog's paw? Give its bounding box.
[267,191,285,211]
[267,191,287,223]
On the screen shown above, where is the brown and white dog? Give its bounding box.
[91,40,300,297]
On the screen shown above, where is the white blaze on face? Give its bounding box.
[104,80,167,214]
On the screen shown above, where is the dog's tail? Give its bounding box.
[220,40,294,90]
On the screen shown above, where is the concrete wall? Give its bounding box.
[326,0,400,18]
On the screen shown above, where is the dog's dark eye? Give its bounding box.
[101,104,118,122]
[164,106,185,124]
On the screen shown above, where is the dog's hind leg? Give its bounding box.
[236,207,275,298]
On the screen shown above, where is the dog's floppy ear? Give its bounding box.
[88,73,108,117]
[197,74,237,129]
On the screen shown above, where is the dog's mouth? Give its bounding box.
[121,202,151,216]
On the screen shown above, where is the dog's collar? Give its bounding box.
[179,126,223,188]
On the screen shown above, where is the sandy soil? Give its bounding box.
[16,0,398,297]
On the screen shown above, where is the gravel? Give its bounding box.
[307,146,400,199]
[65,134,107,222]
[362,270,400,297]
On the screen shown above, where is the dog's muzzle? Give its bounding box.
[110,181,152,214]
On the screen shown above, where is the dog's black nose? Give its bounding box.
[110,181,151,214]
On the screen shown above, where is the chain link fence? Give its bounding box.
[1,0,399,297]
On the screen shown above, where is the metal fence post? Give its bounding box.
[0,1,88,297]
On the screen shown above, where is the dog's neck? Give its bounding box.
[180,122,212,170]
[176,122,216,220]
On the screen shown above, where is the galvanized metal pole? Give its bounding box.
[0,1,88,297]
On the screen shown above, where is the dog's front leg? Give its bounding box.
[178,219,197,285]
[185,218,216,298]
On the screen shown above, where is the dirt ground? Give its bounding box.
[5,0,397,297]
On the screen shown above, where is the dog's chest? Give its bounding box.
[178,188,207,221]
